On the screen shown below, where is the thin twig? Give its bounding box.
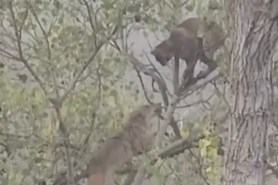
[127,53,169,106]
[8,1,48,95]
[60,9,120,103]
[135,68,155,105]
[60,42,103,103]
[80,0,97,46]
[28,3,51,60]
[189,149,211,185]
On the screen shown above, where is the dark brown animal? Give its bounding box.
[151,17,225,84]
[87,104,161,185]
[151,18,205,66]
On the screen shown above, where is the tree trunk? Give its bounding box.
[225,1,278,185]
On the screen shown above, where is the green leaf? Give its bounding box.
[199,139,211,157]
[207,147,218,159]
[33,89,45,105]
[10,89,26,107]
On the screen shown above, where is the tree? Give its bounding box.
[225,1,278,185]
[5,0,278,185]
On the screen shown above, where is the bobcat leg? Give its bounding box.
[182,61,195,85]
[173,56,180,94]
[196,54,217,79]
[180,59,199,91]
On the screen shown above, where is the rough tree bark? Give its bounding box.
[225,1,278,185]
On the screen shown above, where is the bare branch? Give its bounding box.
[127,134,208,185]
[127,54,169,106]
[60,14,120,103]
[78,60,103,158]
[156,95,179,146]
[130,167,146,185]
[135,68,156,105]
[8,1,48,95]
[80,0,97,46]
[169,116,182,139]
[159,135,203,158]
[143,50,166,84]
[53,105,75,185]
[28,2,51,60]
[189,149,211,185]
[60,42,103,103]
[0,47,22,61]
[157,69,220,147]
[180,68,220,99]
[267,163,278,178]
